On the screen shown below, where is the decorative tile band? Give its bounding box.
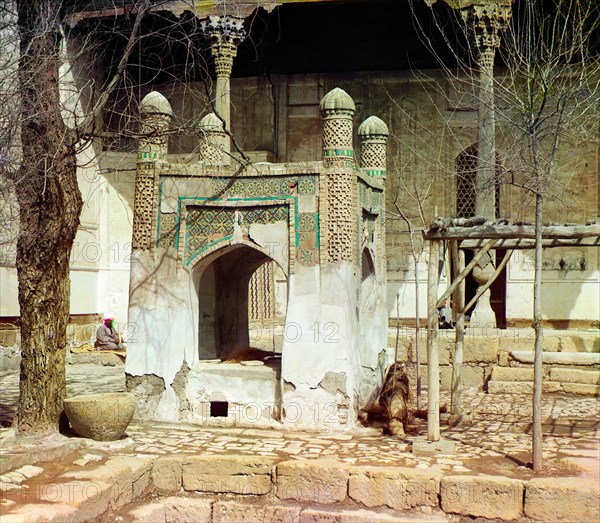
[137,151,165,161]
[323,149,354,158]
[366,169,385,177]
[184,203,291,266]
[212,175,317,197]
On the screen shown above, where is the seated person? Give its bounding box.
[95,317,124,350]
[438,300,454,329]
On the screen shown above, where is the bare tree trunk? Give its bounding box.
[532,189,544,471]
[13,0,82,433]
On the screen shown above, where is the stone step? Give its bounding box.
[491,366,600,385]
[488,380,599,396]
[387,331,599,354]
[549,368,600,385]
[509,351,600,366]
[124,498,451,523]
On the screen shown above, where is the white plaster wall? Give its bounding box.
[187,362,279,425]
[126,250,198,392]
[281,263,361,428]
[0,268,19,316]
[388,252,449,321]
[506,249,600,321]
[358,267,388,405]
[94,152,136,324]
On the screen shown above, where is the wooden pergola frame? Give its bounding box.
[422,223,600,441]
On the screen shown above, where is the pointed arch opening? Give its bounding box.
[192,243,288,360]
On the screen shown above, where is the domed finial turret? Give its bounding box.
[358,116,388,139]
[358,116,389,177]
[320,87,356,115]
[197,112,226,165]
[140,91,173,116]
[320,88,355,165]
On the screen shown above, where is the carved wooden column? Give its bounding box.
[201,16,245,163]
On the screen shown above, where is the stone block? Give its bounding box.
[561,383,600,396]
[129,497,213,523]
[487,381,562,394]
[462,339,499,363]
[276,459,348,504]
[583,336,600,353]
[100,353,124,366]
[182,455,273,495]
[440,475,523,520]
[499,335,560,352]
[525,477,599,522]
[436,338,454,366]
[152,456,182,491]
[0,352,20,372]
[213,500,301,523]
[0,329,18,347]
[549,368,600,385]
[349,466,440,510]
[440,366,484,391]
[402,337,451,366]
[299,507,437,522]
[498,350,509,366]
[412,439,457,456]
[559,336,586,353]
[491,367,534,382]
[510,351,600,366]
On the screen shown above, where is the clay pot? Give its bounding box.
[64,392,136,441]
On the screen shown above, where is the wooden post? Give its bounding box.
[427,240,440,441]
[450,241,465,417]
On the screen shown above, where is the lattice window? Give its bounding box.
[249,262,275,323]
[456,145,501,218]
[456,145,477,218]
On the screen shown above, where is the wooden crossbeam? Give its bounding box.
[424,223,600,241]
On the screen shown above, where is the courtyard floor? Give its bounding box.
[0,363,598,522]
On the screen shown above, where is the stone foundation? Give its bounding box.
[390,328,600,396]
[4,455,597,522]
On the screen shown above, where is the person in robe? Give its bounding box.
[95,317,124,350]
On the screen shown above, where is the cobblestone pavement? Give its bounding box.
[1,364,599,480]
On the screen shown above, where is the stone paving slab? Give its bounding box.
[1,363,599,522]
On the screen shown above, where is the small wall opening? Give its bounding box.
[209,401,229,417]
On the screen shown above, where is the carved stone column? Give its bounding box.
[461,2,512,329]
[461,2,512,219]
[201,16,245,162]
[133,91,172,251]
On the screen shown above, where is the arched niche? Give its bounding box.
[191,241,287,360]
